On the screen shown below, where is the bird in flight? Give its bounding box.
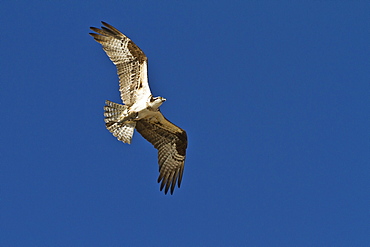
[89,22,187,195]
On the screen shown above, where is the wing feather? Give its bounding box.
[89,22,151,106]
[136,112,187,195]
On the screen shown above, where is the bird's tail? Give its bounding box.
[104,100,136,144]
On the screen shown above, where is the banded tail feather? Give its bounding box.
[104,100,136,144]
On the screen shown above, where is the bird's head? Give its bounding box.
[149,96,166,109]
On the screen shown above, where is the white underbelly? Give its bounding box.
[137,108,157,120]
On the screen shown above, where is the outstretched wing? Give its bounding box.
[136,112,187,195]
[89,21,151,106]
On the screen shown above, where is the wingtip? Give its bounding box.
[90,26,99,32]
[159,185,168,195]
[89,22,110,33]
[101,21,112,29]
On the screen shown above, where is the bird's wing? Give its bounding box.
[90,21,151,106]
[135,112,187,195]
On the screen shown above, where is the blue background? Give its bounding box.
[1,1,369,246]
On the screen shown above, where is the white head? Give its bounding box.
[149,96,166,109]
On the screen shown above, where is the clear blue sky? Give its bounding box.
[1,1,369,246]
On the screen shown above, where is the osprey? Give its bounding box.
[90,22,187,195]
